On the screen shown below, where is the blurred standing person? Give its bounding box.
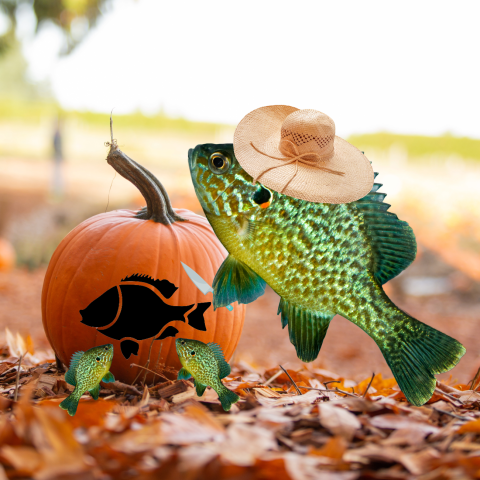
[52,115,64,199]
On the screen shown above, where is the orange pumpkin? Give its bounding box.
[41,139,246,384]
[0,238,15,272]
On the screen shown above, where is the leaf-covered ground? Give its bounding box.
[1,337,480,480]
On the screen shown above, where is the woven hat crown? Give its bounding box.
[280,109,335,159]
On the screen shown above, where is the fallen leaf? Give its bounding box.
[0,446,42,474]
[255,388,282,399]
[217,423,278,466]
[311,436,347,460]
[370,414,439,435]
[318,403,361,441]
[457,418,480,434]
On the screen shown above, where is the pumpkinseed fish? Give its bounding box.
[188,144,466,406]
[59,344,115,416]
[176,338,239,411]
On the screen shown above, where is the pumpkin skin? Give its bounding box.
[42,207,246,384]
[41,138,246,384]
[0,238,15,272]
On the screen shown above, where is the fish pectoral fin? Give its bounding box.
[207,342,231,379]
[278,298,335,363]
[194,380,207,397]
[102,371,115,383]
[64,351,84,386]
[89,384,101,400]
[212,255,266,309]
[178,367,192,380]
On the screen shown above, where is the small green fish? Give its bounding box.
[175,338,239,411]
[59,344,115,416]
[188,144,466,406]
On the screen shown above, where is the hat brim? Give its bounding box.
[233,105,374,204]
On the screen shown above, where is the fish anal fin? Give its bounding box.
[278,298,334,363]
[89,384,100,400]
[207,342,231,378]
[65,351,84,386]
[213,255,266,309]
[195,380,207,397]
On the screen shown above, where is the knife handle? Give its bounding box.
[226,304,233,311]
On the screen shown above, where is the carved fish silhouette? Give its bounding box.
[80,274,211,359]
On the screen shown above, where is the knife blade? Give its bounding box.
[181,262,233,311]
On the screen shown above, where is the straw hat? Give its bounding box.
[233,105,374,204]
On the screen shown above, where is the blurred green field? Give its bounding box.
[350,131,480,162]
[1,98,480,163]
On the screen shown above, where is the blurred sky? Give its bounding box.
[10,0,480,137]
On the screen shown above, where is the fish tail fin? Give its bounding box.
[374,308,465,406]
[217,385,239,412]
[59,391,81,416]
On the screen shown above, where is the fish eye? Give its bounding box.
[181,340,185,345]
[190,351,195,356]
[104,346,109,350]
[96,357,100,362]
[208,152,231,175]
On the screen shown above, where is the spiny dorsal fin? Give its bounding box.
[121,274,178,299]
[278,299,334,363]
[207,342,231,379]
[65,351,84,386]
[355,176,417,284]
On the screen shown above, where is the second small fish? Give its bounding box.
[175,338,239,411]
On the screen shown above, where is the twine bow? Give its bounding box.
[250,140,344,193]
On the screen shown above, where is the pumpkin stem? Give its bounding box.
[105,116,187,225]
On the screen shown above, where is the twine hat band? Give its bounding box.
[250,140,344,194]
[233,106,374,204]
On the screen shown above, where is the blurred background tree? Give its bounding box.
[0,0,111,57]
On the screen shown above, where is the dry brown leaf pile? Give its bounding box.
[1,341,480,480]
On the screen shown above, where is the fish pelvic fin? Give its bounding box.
[217,384,239,412]
[178,367,192,380]
[59,390,82,416]
[102,371,115,383]
[278,298,335,363]
[373,309,466,406]
[213,255,266,309]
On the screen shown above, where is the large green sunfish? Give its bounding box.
[176,338,239,411]
[60,344,115,416]
[188,143,466,406]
